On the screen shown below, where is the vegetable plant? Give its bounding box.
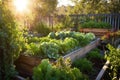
[86,48,104,61]
[72,58,93,74]
[80,20,112,29]
[0,2,25,80]
[25,31,95,59]
[33,58,88,80]
[105,44,120,80]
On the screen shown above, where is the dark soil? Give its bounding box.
[86,59,106,80]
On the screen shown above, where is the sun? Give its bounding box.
[13,0,28,12]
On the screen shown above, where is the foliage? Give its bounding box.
[70,0,120,14]
[0,1,25,80]
[72,58,93,73]
[61,37,79,53]
[33,0,57,16]
[25,31,95,59]
[48,31,95,46]
[25,43,41,56]
[85,33,96,41]
[40,42,60,59]
[53,15,74,31]
[33,58,88,80]
[30,0,57,32]
[32,21,51,36]
[86,48,103,61]
[25,39,61,59]
[80,20,112,29]
[105,44,120,79]
[27,36,40,44]
[108,0,120,13]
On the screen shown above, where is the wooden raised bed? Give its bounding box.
[15,38,100,77]
[15,55,41,77]
[63,38,100,62]
[80,28,111,37]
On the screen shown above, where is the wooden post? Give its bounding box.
[95,60,110,80]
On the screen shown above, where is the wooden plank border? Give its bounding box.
[63,38,100,62]
[95,60,110,80]
[15,38,100,77]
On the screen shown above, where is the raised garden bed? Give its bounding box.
[80,28,111,37]
[15,38,100,78]
[71,47,106,80]
[63,38,100,62]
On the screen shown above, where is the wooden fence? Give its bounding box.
[45,14,120,31]
[69,14,120,31]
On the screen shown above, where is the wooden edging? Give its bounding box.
[15,38,100,77]
[80,28,111,37]
[63,38,100,62]
[95,60,110,80]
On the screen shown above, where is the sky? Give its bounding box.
[57,0,74,7]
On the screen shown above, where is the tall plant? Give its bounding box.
[0,1,25,80]
[106,44,120,80]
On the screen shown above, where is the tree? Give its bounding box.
[0,0,25,79]
[108,0,120,13]
[70,0,120,14]
[32,0,57,16]
[29,0,58,31]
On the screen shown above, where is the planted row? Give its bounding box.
[72,48,105,80]
[32,48,104,80]
[79,20,112,29]
[33,58,88,80]
[103,44,120,80]
[23,31,95,59]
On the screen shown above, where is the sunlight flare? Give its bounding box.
[13,0,29,12]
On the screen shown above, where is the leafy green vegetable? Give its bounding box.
[61,37,79,53]
[27,37,40,43]
[40,42,60,59]
[86,48,103,60]
[85,33,95,41]
[24,31,95,59]
[25,43,41,56]
[72,58,93,73]
[33,58,88,80]
[48,32,56,39]
[80,21,112,29]
[105,44,120,79]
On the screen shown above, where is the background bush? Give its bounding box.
[79,20,112,29]
[33,21,51,36]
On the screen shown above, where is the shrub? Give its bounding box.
[33,21,51,36]
[0,3,25,80]
[105,44,120,79]
[33,58,88,80]
[80,20,112,29]
[53,15,74,31]
[72,58,93,73]
[86,48,104,61]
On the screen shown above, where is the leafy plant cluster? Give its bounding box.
[72,58,93,74]
[32,21,52,36]
[53,15,74,31]
[24,31,95,59]
[0,2,25,80]
[105,44,120,80]
[33,58,88,80]
[48,31,95,45]
[86,48,104,61]
[80,20,112,29]
[101,31,120,48]
[72,48,104,79]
